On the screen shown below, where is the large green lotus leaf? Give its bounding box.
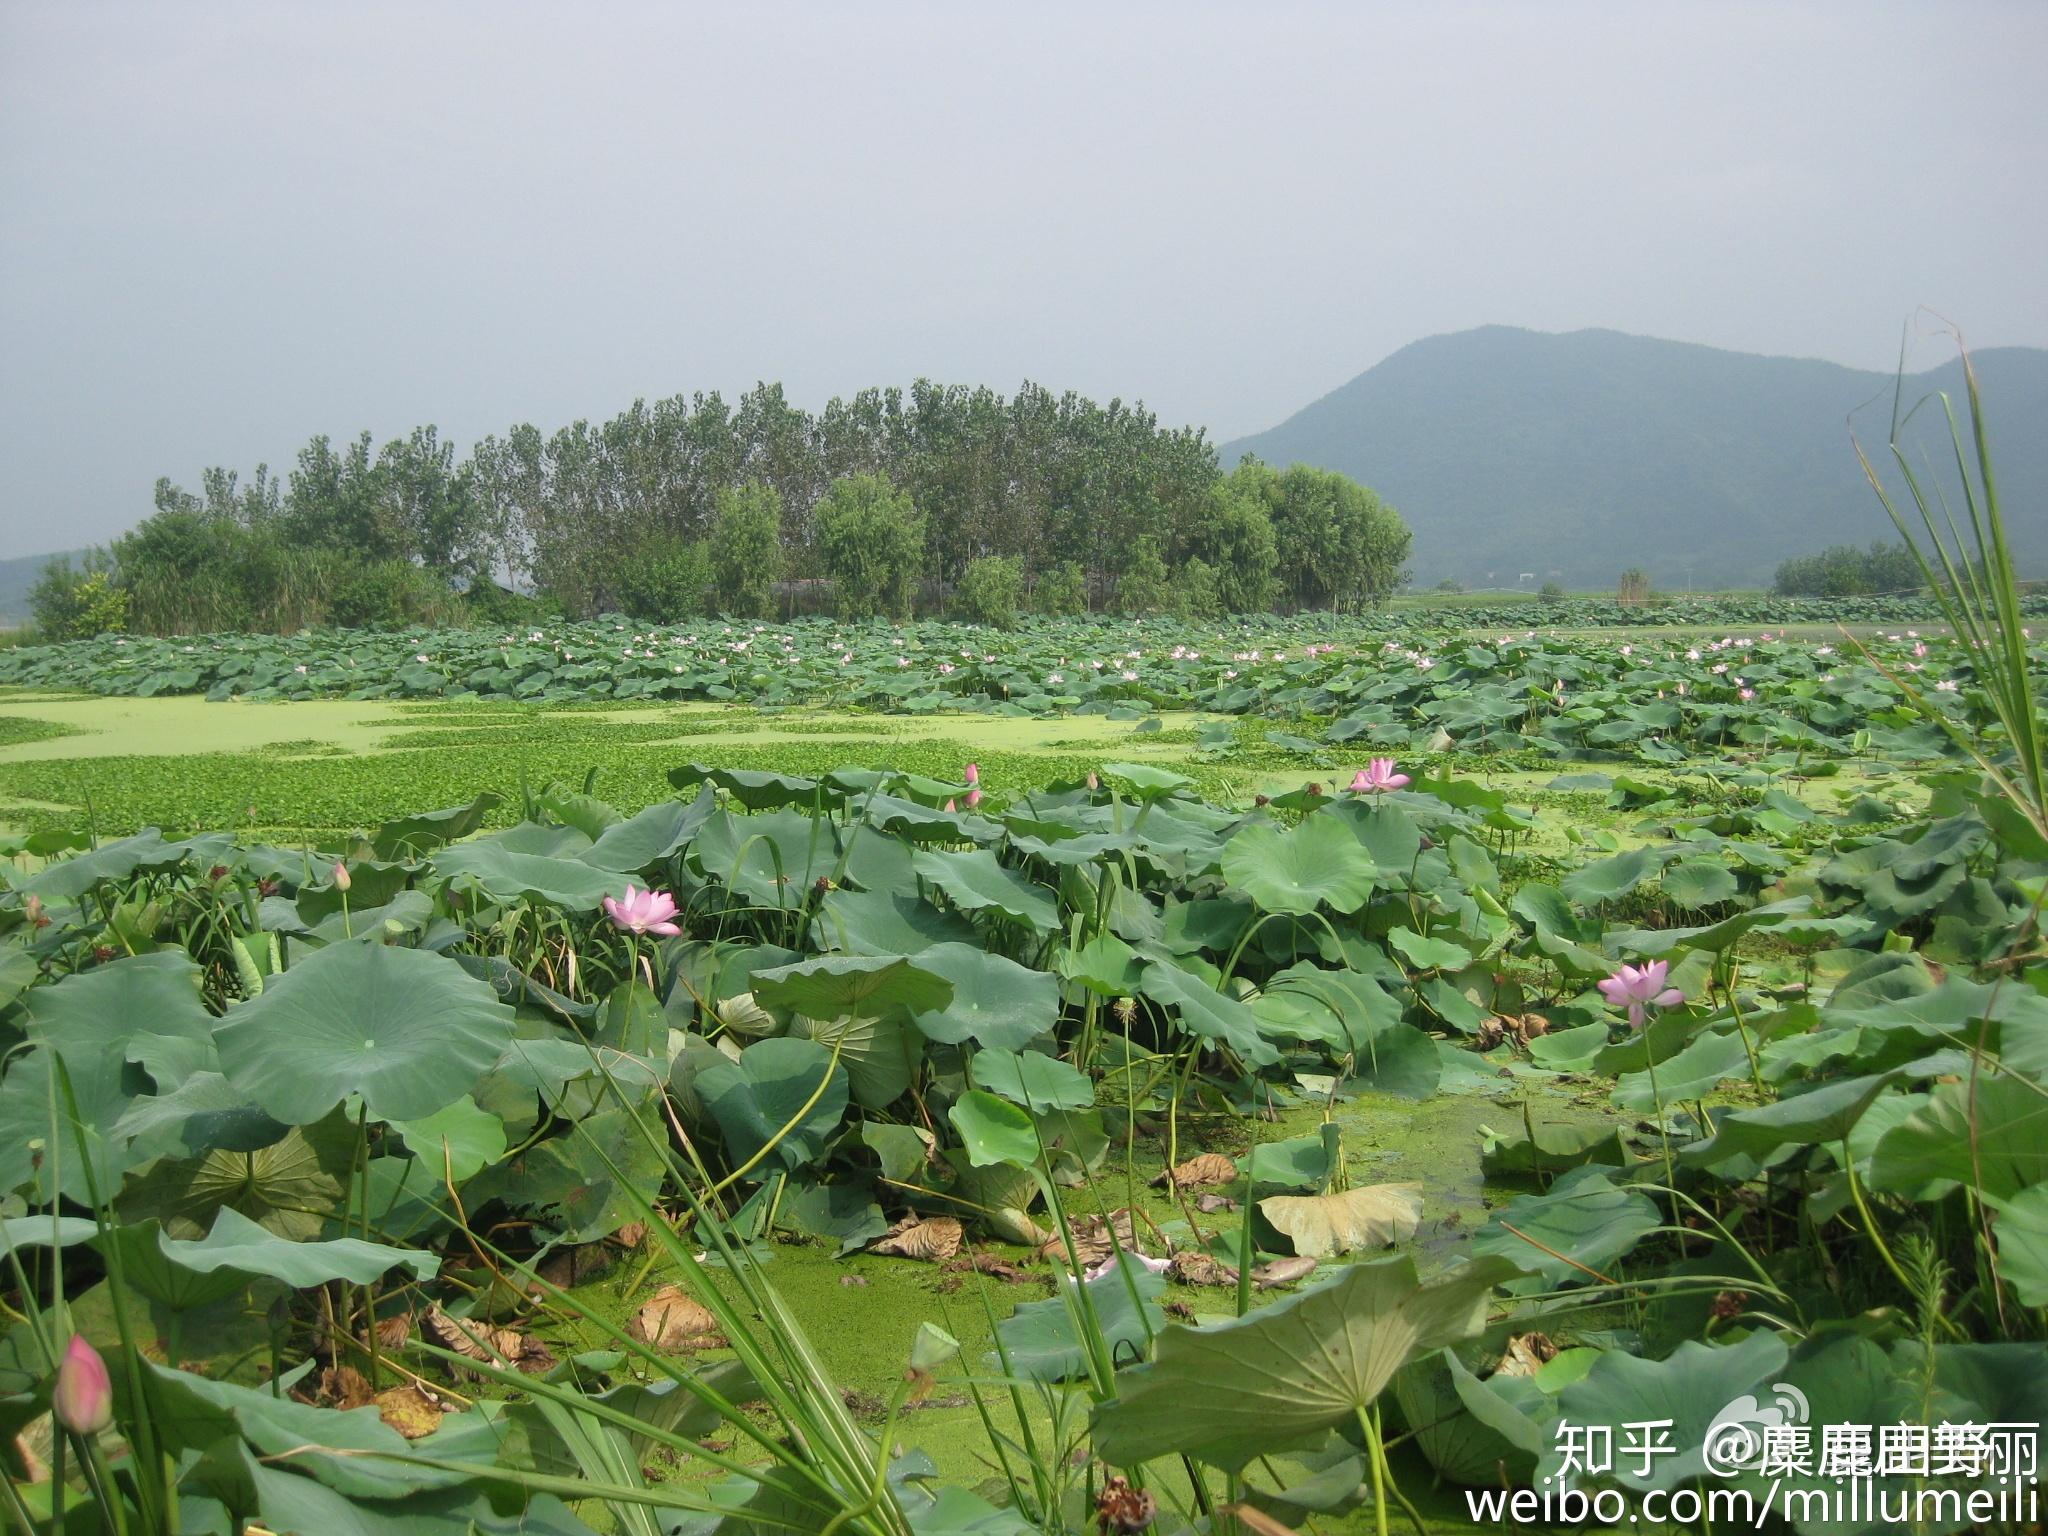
[101,1206,438,1312]
[950,1089,1039,1169]
[697,1037,848,1175]
[776,1177,888,1256]
[1138,961,1280,1067]
[1659,860,1739,910]
[1985,1185,2048,1307]
[690,808,841,908]
[118,1108,355,1240]
[1329,1020,1434,1099]
[246,1469,603,1536]
[1480,1119,1631,1177]
[1396,1350,1536,1486]
[0,1044,140,1204]
[215,943,515,1125]
[1539,1330,1788,1493]
[465,1103,667,1242]
[143,1359,476,1502]
[752,954,952,1022]
[1828,975,2048,1050]
[1260,965,1404,1056]
[814,888,976,956]
[535,783,622,840]
[1868,1074,2048,1203]
[23,829,217,904]
[911,849,1058,933]
[114,1071,289,1158]
[389,1095,508,1183]
[1468,1166,1659,1289]
[292,860,412,923]
[1090,1254,1509,1470]
[994,1254,1166,1383]
[1612,1028,1753,1112]
[908,942,1058,1049]
[1099,762,1194,799]
[370,791,505,859]
[1560,846,1672,906]
[1330,799,1424,879]
[1387,928,1471,971]
[787,1011,919,1110]
[1055,931,1141,1000]
[851,791,985,843]
[668,764,838,811]
[579,790,715,872]
[970,1047,1093,1112]
[1682,1072,1897,1169]
[1221,817,1377,917]
[24,950,213,1068]
[434,840,631,911]
[302,889,435,947]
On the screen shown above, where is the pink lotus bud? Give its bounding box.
[53,1335,112,1435]
[332,860,351,892]
[963,763,980,787]
[966,788,982,809]
[944,799,957,813]
[1086,773,1099,792]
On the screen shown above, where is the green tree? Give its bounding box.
[956,555,1023,627]
[1192,471,1278,613]
[616,537,712,622]
[1033,559,1088,616]
[29,558,127,639]
[1617,568,1652,605]
[1171,557,1221,620]
[814,474,926,621]
[1116,537,1170,615]
[709,483,785,617]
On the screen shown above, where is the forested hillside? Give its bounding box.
[1222,327,2048,588]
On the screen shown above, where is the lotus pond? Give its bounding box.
[0,607,2044,1536]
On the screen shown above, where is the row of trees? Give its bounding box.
[1773,540,1923,598]
[35,382,1412,636]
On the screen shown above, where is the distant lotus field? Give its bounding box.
[0,606,2037,771]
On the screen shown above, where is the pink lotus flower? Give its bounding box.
[1598,960,1685,1029]
[965,788,982,808]
[963,763,979,787]
[603,884,681,937]
[332,860,351,892]
[1349,759,1411,795]
[53,1335,112,1435]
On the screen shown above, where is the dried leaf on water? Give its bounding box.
[627,1285,724,1350]
[1037,1209,1144,1269]
[870,1214,964,1263]
[301,1364,372,1409]
[423,1304,556,1375]
[1259,1182,1423,1259]
[1167,1251,1237,1287]
[375,1384,444,1439]
[1497,1331,1560,1377]
[946,1252,1034,1282]
[535,1242,618,1289]
[1152,1152,1237,1190]
[1250,1254,1319,1289]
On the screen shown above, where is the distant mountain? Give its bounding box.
[0,549,83,627]
[1219,327,2048,590]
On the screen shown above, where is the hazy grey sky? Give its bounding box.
[2,0,2043,559]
